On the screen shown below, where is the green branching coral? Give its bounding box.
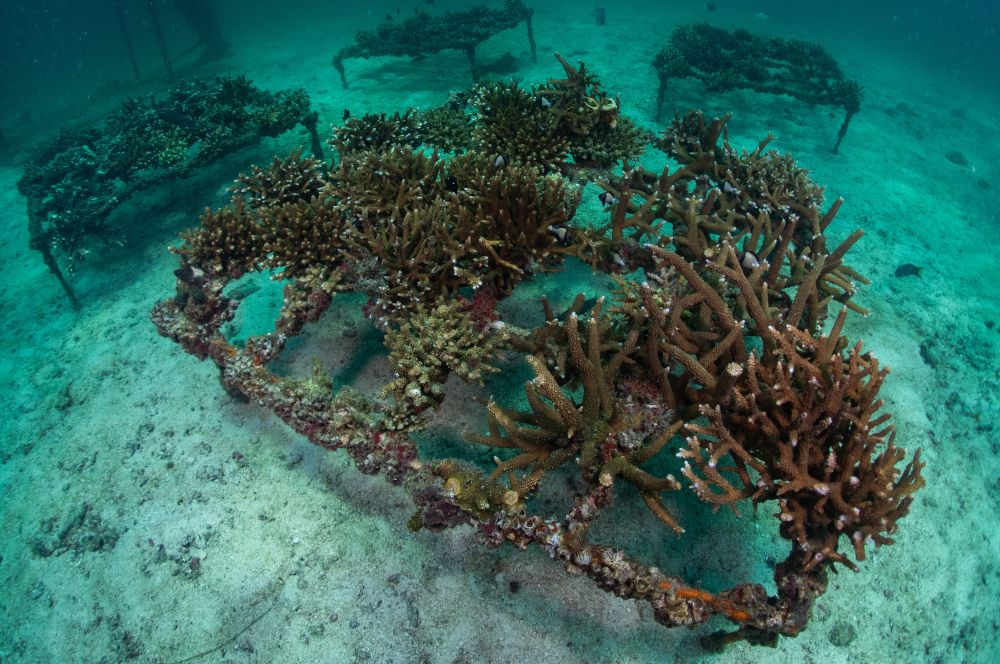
[385,300,506,413]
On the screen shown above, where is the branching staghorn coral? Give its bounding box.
[464,297,684,532]
[152,59,921,651]
[595,111,868,331]
[471,80,570,170]
[330,110,421,156]
[675,255,925,571]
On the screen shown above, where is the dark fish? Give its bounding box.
[536,96,553,109]
[597,191,618,206]
[384,13,393,21]
[445,175,459,192]
[737,250,760,271]
[595,7,606,26]
[706,2,717,11]
[342,108,351,121]
[556,297,600,322]
[156,108,197,130]
[894,263,922,277]
[493,154,506,168]
[547,225,572,246]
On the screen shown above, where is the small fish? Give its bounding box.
[384,13,393,21]
[594,7,606,26]
[156,108,197,130]
[610,251,627,269]
[556,297,600,322]
[706,2,716,10]
[547,225,572,245]
[894,263,922,277]
[493,154,506,168]
[737,250,760,271]
[536,96,553,109]
[597,192,618,206]
[342,108,351,121]
[445,175,459,192]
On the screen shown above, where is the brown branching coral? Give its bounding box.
[414,100,475,153]
[596,111,868,329]
[151,58,921,651]
[229,148,327,209]
[471,80,570,170]
[447,152,581,291]
[327,146,445,224]
[175,200,263,280]
[680,308,925,571]
[341,201,487,325]
[464,297,685,532]
[331,111,421,156]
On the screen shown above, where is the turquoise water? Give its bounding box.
[1,1,998,662]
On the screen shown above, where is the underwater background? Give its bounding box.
[1,0,998,662]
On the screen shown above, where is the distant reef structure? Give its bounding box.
[152,55,922,651]
[653,24,863,152]
[17,75,322,308]
[332,0,536,88]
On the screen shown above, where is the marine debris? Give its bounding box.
[331,0,536,88]
[653,24,863,152]
[151,58,922,649]
[17,75,322,308]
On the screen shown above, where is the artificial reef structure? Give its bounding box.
[18,75,322,308]
[332,0,536,88]
[151,55,922,649]
[653,24,863,153]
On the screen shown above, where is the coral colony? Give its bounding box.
[151,53,922,649]
[18,75,321,308]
